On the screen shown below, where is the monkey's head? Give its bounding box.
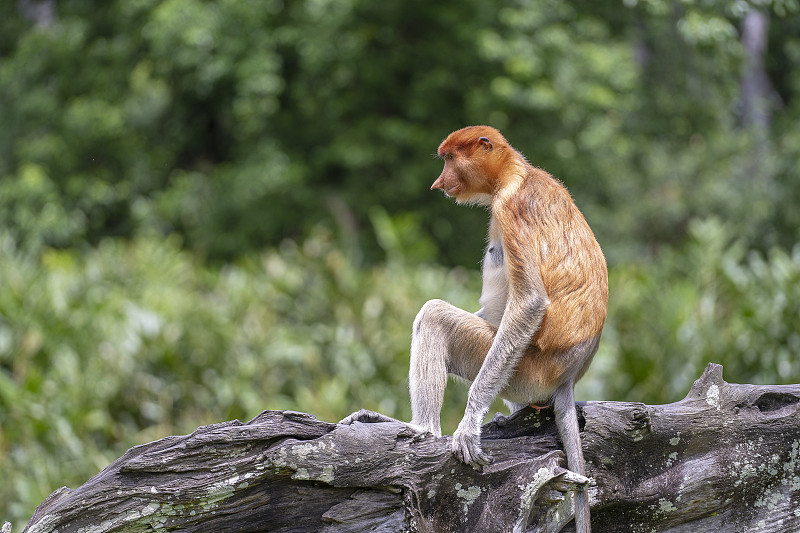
[432,125,515,206]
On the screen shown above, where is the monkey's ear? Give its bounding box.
[478,137,493,151]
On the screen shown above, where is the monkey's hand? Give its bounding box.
[452,418,492,468]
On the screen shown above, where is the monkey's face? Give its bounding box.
[433,127,501,206]
[431,158,493,206]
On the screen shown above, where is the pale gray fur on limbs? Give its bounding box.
[341,126,607,533]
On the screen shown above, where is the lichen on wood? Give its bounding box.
[16,363,800,532]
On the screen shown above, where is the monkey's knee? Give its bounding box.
[412,298,450,337]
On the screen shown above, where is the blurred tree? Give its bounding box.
[591,218,800,404]
[2,0,799,263]
[2,0,800,526]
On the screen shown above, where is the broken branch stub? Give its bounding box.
[19,363,800,532]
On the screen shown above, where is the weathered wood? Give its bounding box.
[17,364,800,532]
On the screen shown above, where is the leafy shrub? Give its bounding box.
[0,226,479,524]
[588,218,800,404]
[2,218,799,523]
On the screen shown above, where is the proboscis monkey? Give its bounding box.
[341,125,608,532]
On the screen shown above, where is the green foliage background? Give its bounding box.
[2,0,800,524]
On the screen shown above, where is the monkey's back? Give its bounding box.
[505,169,608,356]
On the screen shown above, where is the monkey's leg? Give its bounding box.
[409,299,495,437]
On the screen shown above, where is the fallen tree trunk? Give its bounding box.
[15,363,800,533]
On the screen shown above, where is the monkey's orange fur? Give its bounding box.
[435,125,608,391]
[341,125,603,531]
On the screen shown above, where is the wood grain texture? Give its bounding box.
[19,364,800,533]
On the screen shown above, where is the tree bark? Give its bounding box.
[16,363,800,533]
[17,0,55,28]
[740,9,773,130]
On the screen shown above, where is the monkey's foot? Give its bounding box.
[451,428,493,468]
[338,409,397,426]
[489,411,520,427]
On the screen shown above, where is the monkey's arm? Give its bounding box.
[453,284,549,467]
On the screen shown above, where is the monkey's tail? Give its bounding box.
[553,383,591,533]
